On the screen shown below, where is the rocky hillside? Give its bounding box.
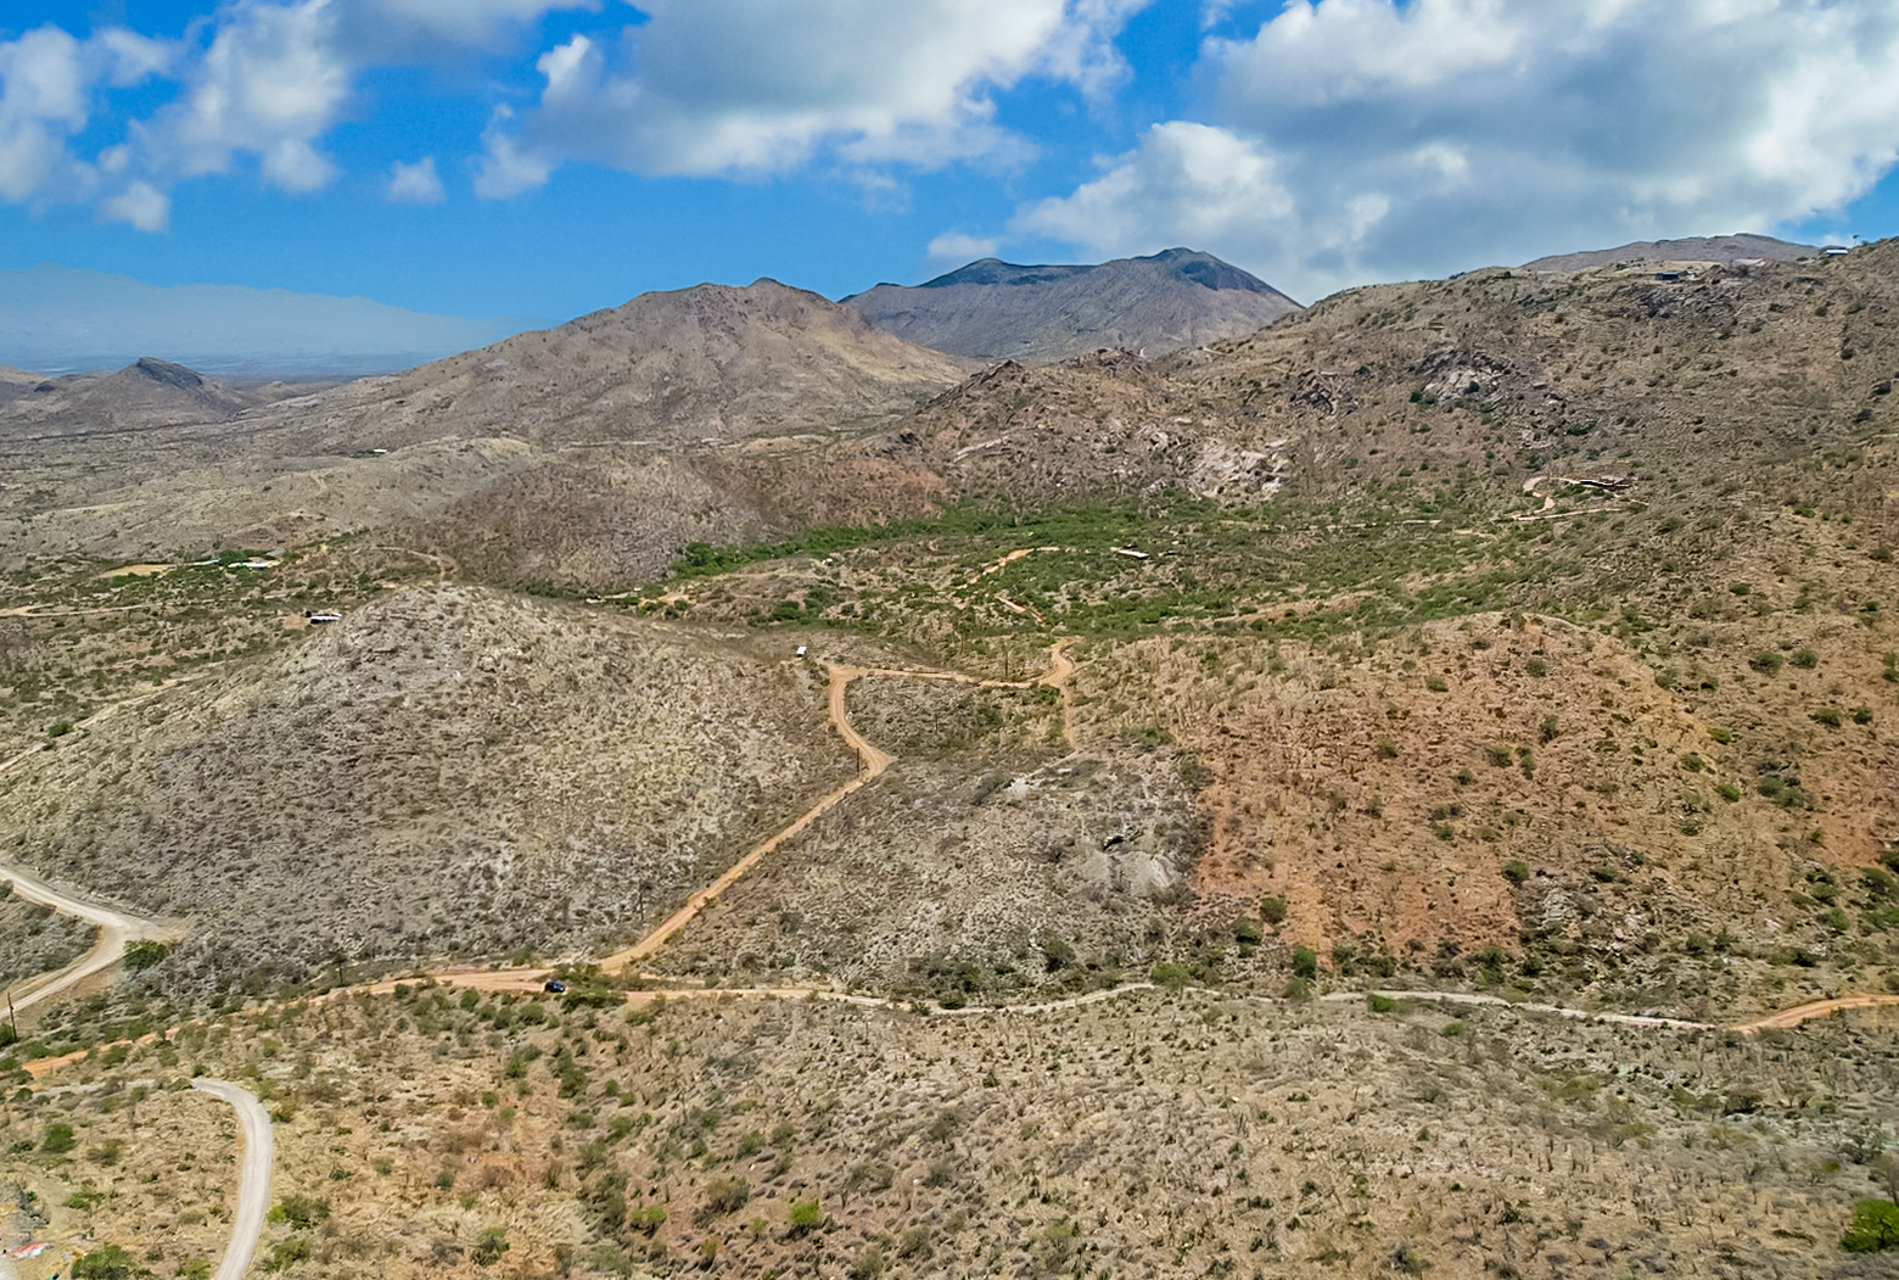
[845,248,1301,363]
[252,277,973,455]
[0,585,856,995]
[0,357,258,435]
[1522,232,1815,271]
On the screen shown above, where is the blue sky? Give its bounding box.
[4,0,1899,326]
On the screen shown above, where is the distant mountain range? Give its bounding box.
[843,248,1303,364]
[9,237,1843,381]
[0,264,536,378]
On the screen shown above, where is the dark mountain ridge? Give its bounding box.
[844,247,1302,364]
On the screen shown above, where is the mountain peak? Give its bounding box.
[848,248,1300,363]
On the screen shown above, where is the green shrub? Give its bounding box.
[1525,656,1548,677]
[472,1227,511,1267]
[1716,783,1741,803]
[72,1245,138,1280]
[788,1199,824,1234]
[1260,895,1288,926]
[42,1123,76,1154]
[1812,707,1843,728]
[1791,648,1819,669]
[1853,706,1874,725]
[1234,918,1265,947]
[1680,752,1704,772]
[1749,651,1784,675]
[1149,962,1192,989]
[123,940,168,971]
[262,1238,310,1274]
[1291,945,1319,980]
[1367,993,1397,1013]
[698,1177,750,1224]
[1501,861,1530,886]
[268,1196,330,1230]
[1841,1199,1899,1252]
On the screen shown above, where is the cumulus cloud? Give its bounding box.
[128,1,348,192]
[1018,0,1899,300]
[386,155,446,203]
[0,0,588,227]
[927,231,1004,263]
[331,0,598,54]
[475,0,1147,192]
[0,25,172,206]
[99,179,170,231]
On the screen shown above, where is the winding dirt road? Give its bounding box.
[191,1079,274,1280]
[0,864,174,1019]
[596,663,895,970]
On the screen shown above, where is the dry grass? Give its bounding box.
[6,986,1898,1278]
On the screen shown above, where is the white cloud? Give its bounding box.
[927,231,1003,263]
[386,155,446,203]
[1018,0,1899,300]
[475,0,1148,191]
[0,0,589,225]
[0,25,171,206]
[100,180,170,231]
[130,1,349,192]
[330,0,599,55]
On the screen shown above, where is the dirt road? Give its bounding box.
[191,1079,274,1280]
[601,645,1074,970]
[1038,640,1077,747]
[596,663,895,971]
[0,863,173,1018]
[1729,993,1899,1032]
[1321,989,1716,1031]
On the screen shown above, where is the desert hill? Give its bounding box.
[255,276,972,455]
[0,357,259,436]
[1522,232,1815,271]
[0,584,856,994]
[845,247,1301,363]
[0,278,969,580]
